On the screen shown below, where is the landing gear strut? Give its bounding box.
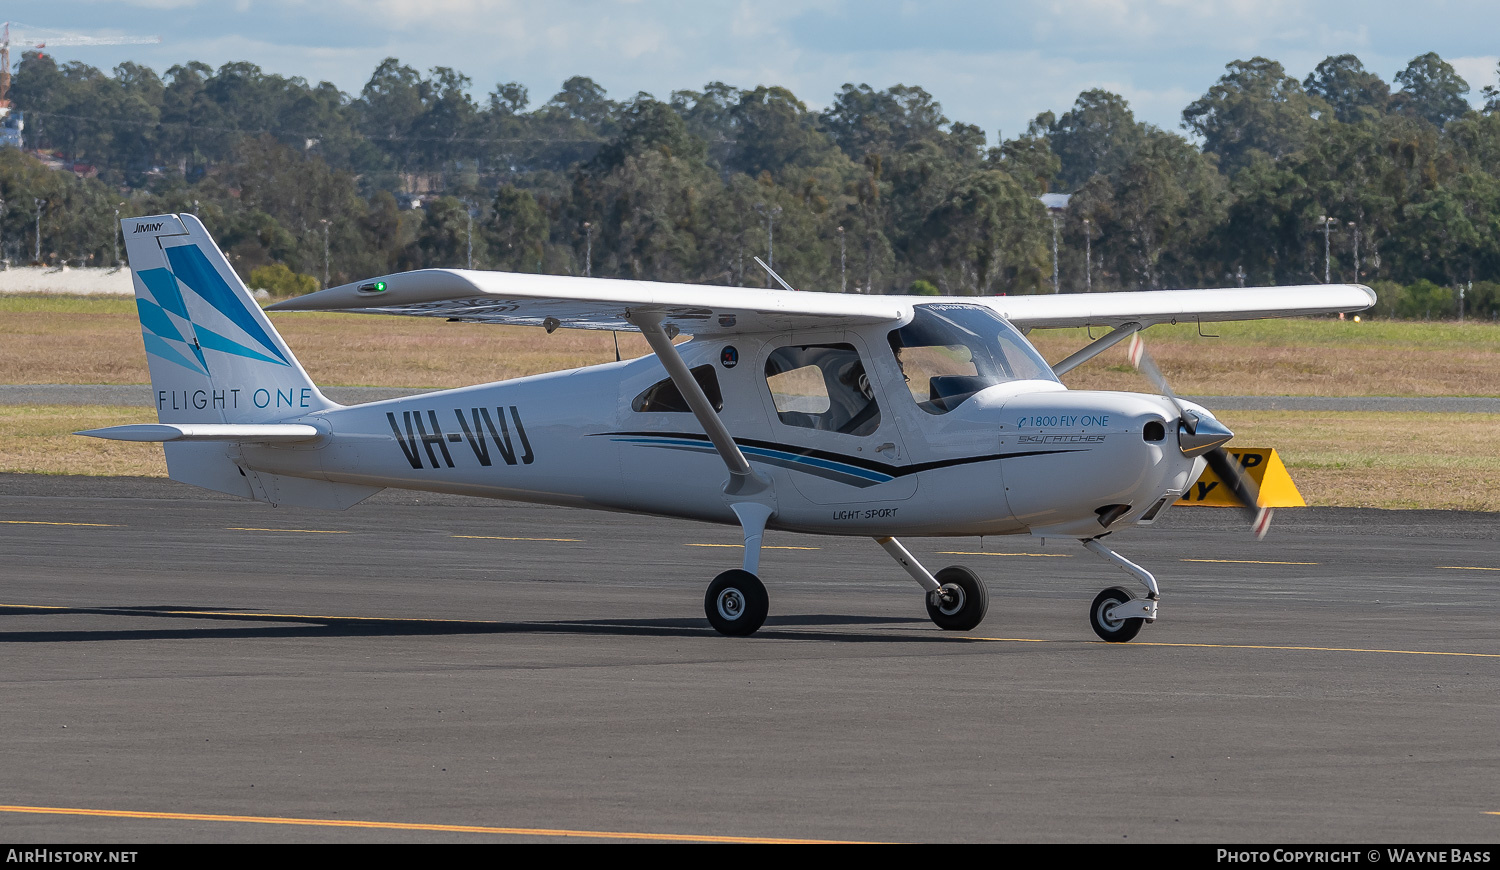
[703,501,775,637]
[876,536,990,631]
[1081,538,1159,643]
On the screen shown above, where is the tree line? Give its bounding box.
[5,49,1500,318]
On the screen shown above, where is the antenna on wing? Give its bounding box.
[753,256,797,292]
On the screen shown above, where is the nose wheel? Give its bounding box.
[1089,586,1145,642]
[705,569,769,637]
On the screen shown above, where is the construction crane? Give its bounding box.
[1,21,162,108]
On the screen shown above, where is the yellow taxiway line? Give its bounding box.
[938,550,1070,558]
[1180,558,1319,565]
[0,520,120,527]
[965,636,1500,659]
[686,543,821,550]
[453,535,583,542]
[1438,566,1500,571]
[0,603,487,625]
[0,804,869,843]
[226,527,348,534]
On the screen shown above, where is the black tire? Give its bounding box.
[925,566,989,631]
[1089,586,1144,643]
[704,569,769,637]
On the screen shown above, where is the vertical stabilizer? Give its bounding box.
[121,213,364,503]
[123,212,336,425]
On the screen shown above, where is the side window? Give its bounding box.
[764,343,880,436]
[632,365,724,413]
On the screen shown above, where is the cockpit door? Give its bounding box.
[755,331,917,505]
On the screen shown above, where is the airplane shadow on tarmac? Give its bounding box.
[0,605,953,645]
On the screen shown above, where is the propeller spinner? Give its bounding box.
[1127,334,1272,539]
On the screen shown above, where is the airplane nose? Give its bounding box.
[1177,414,1233,457]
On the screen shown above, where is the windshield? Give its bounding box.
[888,303,1058,413]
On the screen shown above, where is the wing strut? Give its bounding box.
[630,309,775,573]
[630,310,766,493]
[1051,322,1141,376]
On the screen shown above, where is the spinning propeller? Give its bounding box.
[1126,334,1272,539]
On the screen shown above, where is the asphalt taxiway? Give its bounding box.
[0,473,1496,843]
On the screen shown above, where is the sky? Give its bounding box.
[6,0,1500,144]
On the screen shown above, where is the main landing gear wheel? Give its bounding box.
[1089,586,1144,643]
[705,569,769,637]
[925,566,989,631]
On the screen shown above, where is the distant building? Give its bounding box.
[0,107,23,150]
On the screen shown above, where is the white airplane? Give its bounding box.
[82,214,1374,640]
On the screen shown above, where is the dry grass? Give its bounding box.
[1030,320,1500,397]
[1214,410,1500,511]
[1,405,164,477]
[6,403,1496,511]
[0,296,656,387]
[6,294,1500,394]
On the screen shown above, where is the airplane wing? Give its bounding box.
[983,284,1376,329]
[269,269,1375,335]
[268,269,905,336]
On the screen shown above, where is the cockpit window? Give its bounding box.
[632,365,723,413]
[888,303,1058,414]
[765,343,880,436]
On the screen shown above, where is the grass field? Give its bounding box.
[7,404,1497,511]
[4,294,1500,395]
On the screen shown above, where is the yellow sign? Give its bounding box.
[1174,448,1305,508]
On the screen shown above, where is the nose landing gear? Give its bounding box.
[1081,538,1160,643]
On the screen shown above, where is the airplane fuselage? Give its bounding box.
[230,324,1203,539]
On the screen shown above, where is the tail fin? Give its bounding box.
[122,213,334,424]
[116,214,378,508]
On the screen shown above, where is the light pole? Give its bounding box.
[1038,193,1070,293]
[1082,217,1091,292]
[465,205,474,270]
[753,202,781,286]
[113,203,125,268]
[1318,215,1336,283]
[1348,221,1359,281]
[837,225,846,293]
[0,196,6,266]
[319,219,330,288]
[33,198,45,264]
[1051,212,1062,293]
[583,221,592,277]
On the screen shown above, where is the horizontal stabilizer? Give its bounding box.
[75,423,323,443]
